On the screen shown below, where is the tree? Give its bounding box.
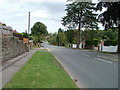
[81,30,98,50]
[57,28,66,46]
[65,29,76,47]
[22,30,28,38]
[31,22,48,43]
[62,2,98,48]
[48,33,58,45]
[97,1,120,54]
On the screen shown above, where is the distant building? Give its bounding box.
[0,22,13,36]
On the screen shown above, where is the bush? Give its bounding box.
[85,40,100,47]
[85,41,92,46]
[104,40,117,46]
[93,40,100,47]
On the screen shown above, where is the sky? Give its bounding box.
[0,0,104,33]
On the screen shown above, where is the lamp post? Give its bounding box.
[101,40,103,52]
[28,11,30,51]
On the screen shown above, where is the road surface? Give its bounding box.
[44,42,118,88]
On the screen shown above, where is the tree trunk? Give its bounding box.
[118,24,120,55]
[76,22,81,49]
[76,29,80,48]
[71,43,73,48]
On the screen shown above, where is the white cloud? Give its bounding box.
[0,0,67,33]
[21,0,66,3]
[32,10,49,18]
[0,0,104,33]
[2,0,66,3]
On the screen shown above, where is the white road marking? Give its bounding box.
[81,54,90,57]
[95,58,112,64]
[106,61,112,64]
[96,58,107,62]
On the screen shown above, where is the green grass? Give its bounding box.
[4,51,77,88]
[32,45,40,48]
[88,50,117,54]
[66,46,117,55]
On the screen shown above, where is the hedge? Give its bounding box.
[104,40,117,46]
[85,40,100,47]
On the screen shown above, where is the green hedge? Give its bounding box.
[85,40,100,47]
[93,40,100,47]
[104,40,117,46]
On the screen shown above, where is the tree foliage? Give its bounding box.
[31,22,48,43]
[97,1,120,54]
[57,28,66,46]
[62,2,98,48]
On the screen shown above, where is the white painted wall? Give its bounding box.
[101,45,117,52]
[72,43,117,52]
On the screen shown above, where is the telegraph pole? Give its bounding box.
[28,11,30,51]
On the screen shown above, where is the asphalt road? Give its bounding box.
[44,42,118,88]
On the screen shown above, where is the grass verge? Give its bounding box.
[32,45,40,49]
[4,51,77,88]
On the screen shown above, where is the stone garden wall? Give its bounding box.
[2,36,28,61]
[0,23,28,62]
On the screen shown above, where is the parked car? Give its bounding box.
[41,43,44,47]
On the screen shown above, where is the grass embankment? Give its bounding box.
[4,51,77,88]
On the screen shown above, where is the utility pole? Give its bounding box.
[28,11,30,51]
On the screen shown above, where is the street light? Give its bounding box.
[28,11,30,51]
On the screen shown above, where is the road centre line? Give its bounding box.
[81,54,90,57]
[95,58,112,64]
[106,61,112,64]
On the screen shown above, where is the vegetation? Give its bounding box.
[4,51,77,88]
[48,1,119,53]
[48,28,118,49]
[56,28,67,46]
[31,22,48,43]
[104,40,117,46]
[48,33,58,45]
[65,29,76,47]
[62,2,98,48]
[97,2,120,54]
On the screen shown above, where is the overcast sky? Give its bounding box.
[0,0,103,33]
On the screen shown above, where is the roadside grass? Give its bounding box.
[32,45,40,49]
[4,51,77,88]
[66,46,117,55]
[88,50,117,54]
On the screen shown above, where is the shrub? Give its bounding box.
[93,40,100,47]
[85,40,92,46]
[104,40,117,46]
[85,40,100,47]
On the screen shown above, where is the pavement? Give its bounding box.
[44,42,119,88]
[1,48,38,88]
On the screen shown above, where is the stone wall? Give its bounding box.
[0,23,28,62]
[2,36,28,62]
[0,26,2,63]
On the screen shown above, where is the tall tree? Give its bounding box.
[62,2,97,48]
[97,1,120,54]
[48,33,58,45]
[65,29,76,47]
[57,28,66,46]
[31,22,48,43]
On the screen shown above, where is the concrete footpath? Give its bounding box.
[1,48,39,88]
